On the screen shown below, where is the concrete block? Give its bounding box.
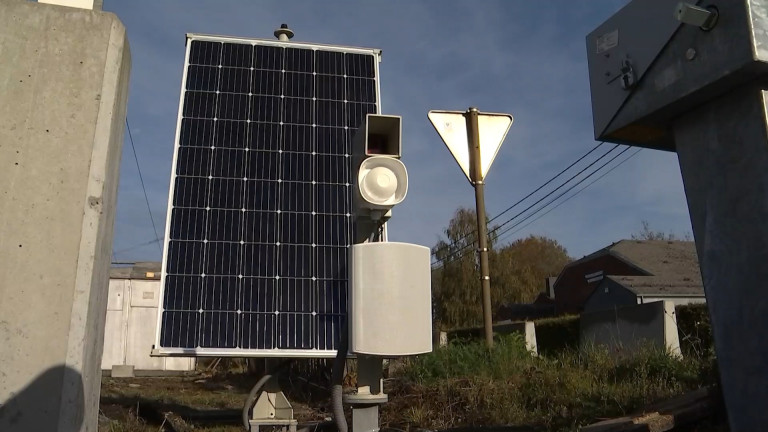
[433,330,448,348]
[493,320,538,355]
[447,320,538,355]
[439,331,448,348]
[580,300,682,357]
[110,365,135,378]
[0,1,130,431]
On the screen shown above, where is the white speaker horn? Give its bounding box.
[357,156,408,209]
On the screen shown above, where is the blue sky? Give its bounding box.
[106,0,693,263]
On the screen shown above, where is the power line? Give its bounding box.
[432,144,620,266]
[113,238,164,256]
[494,148,643,244]
[435,142,607,259]
[488,142,606,224]
[488,145,621,235]
[433,145,632,269]
[126,118,162,252]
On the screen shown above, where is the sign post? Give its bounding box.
[429,107,514,348]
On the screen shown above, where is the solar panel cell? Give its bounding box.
[188,41,221,66]
[241,277,276,312]
[244,180,279,211]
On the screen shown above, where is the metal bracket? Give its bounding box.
[619,58,636,90]
[249,361,297,432]
[249,390,297,432]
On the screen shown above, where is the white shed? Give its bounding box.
[102,262,195,374]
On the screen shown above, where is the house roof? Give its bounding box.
[605,275,704,297]
[110,262,161,280]
[604,241,702,297]
[561,240,703,298]
[607,240,700,280]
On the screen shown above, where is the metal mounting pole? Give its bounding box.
[466,107,494,348]
[344,355,387,432]
[674,84,768,431]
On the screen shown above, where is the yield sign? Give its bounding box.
[428,110,513,184]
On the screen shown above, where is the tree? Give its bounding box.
[431,207,497,330]
[431,207,571,330]
[631,220,692,241]
[492,235,571,304]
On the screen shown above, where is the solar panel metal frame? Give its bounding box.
[153,33,382,358]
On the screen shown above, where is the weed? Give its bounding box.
[384,335,716,432]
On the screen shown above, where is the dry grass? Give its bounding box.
[99,366,332,432]
[100,338,723,432]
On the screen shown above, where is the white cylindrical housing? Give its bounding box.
[349,242,432,356]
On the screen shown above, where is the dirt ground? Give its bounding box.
[98,369,728,432]
[99,371,334,432]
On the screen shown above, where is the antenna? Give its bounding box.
[274,23,294,41]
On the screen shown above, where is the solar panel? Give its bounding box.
[155,34,380,357]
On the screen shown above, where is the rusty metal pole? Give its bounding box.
[466,107,494,348]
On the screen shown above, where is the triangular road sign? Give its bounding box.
[428,110,513,184]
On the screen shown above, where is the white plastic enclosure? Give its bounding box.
[349,242,432,356]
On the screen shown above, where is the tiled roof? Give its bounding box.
[605,240,702,296]
[608,240,700,280]
[605,275,704,296]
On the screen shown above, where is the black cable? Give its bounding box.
[489,145,623,235]
[438,146,632,267]
[495,148,642,244]
[492,147,630,243]
[432,144,620,266]
[432,142,606,263]
[488,141,605,224]
[331,319,350,432]
[113,238,163,257]
[126,118,162,252]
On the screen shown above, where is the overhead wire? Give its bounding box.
[494,148,643,244]
[126,118,162,252]
[432,143,620,267]
[492,147,639,244]
[433,145,635,269]
[434,141,607,259]
[485,145,622,234]
[113,237,164,256]
[488,141,606,224]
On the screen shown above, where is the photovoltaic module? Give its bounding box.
[154,34,380,357]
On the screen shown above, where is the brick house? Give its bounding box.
[551,240,704,314]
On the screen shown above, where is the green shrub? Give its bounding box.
[403,333,530,383]
[385,338,712,432]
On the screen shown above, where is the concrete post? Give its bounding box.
[674,85,768,430]
[0,1,130,431]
